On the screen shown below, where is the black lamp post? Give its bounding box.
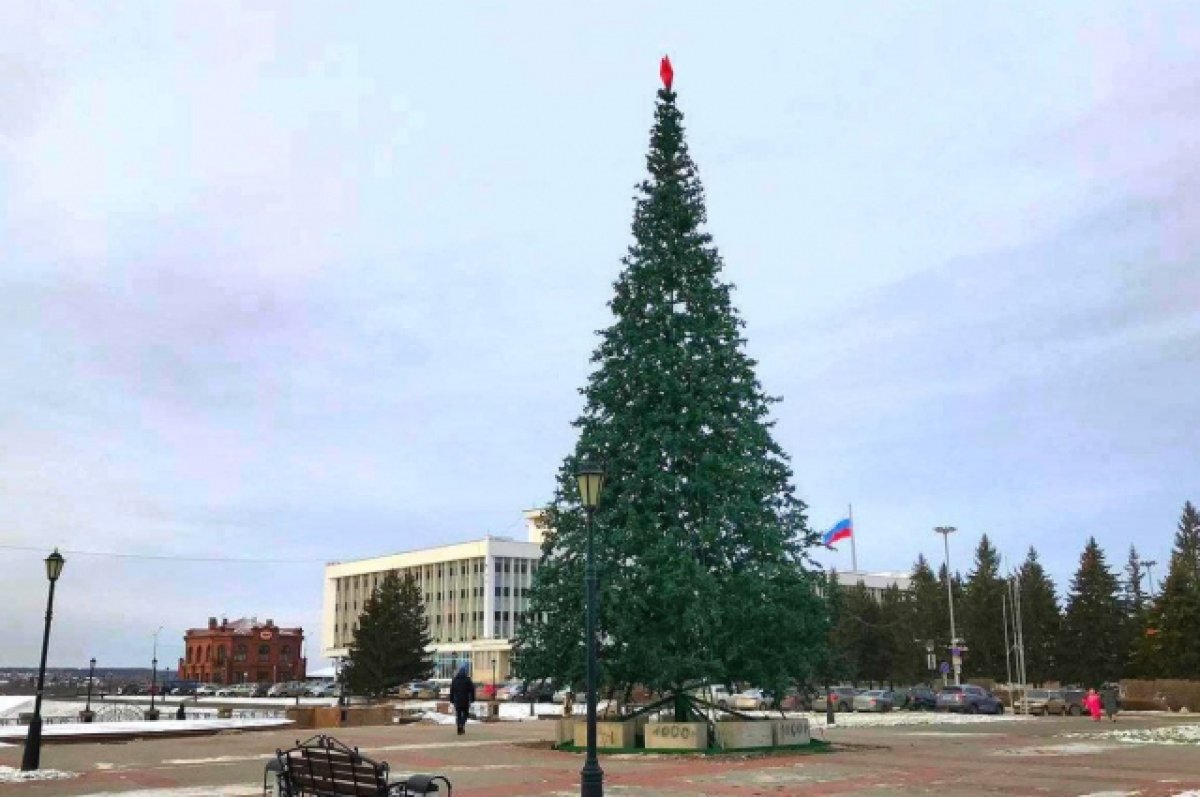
[82,657,96,722]
[575,461,606,797]
[21,549,65,771]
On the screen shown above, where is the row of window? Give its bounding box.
[186,644,292,663]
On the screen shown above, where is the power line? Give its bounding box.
[0,543,328,565]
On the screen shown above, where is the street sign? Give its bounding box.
[939,661,950,675]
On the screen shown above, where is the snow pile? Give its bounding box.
[784,711,1030,729]
[1063,723,1200,746]
[0,765,77,783]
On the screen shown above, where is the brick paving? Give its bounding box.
[2,713,1198,796]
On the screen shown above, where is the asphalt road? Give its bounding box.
[1,711,1197,796]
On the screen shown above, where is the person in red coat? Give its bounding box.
[1084,688,1103,721]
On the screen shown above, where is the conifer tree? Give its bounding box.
[961,535,1006,680]
[1140,502,1200,677]
[908,555,946,683]
[879,583,912,684]
[1121,545,1149,676]
[515,66,826,714]
[1058,538,1125,686]
[343,573,433,698]
[1016,547,1061,685]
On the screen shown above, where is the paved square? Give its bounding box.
[2,713,1198,796]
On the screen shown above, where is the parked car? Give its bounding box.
[776,687,815,711]
[269,682,301,698]
[305,682,339,698]
[552,687,587,705]
[194,683,219,697]
[813,686,860,713]
[1016,689,1066,715]
[508,680,555,703]
[936,685,1004,714]
[729,689,774,711]
[692,684,734,709]
[853,689,895,712]
[395,681,432,699]
[1060,689,1087,716]
[903,686,938,711]
[215,685,238,697]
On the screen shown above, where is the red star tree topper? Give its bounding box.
[660,55,674,89]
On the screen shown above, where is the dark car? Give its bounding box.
[904,686,938,711]
[1061,689,1087,716]
[936,685,1004,714]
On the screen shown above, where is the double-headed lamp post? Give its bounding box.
[934,526,960,686]
[21,549,66,772]
[575,461,606,797]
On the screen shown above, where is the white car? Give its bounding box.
[194,684,218,697]
[729,689,773,711]
[694,684,733,709]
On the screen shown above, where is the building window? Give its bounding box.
[258,644,270,662]
[494,587,501,597]
[234,645,247,662]
[281,645,291,660]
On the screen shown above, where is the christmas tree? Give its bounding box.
[1016,547,1062,685]
[961,534,1006,680]
[343,573,433,698]
[515,60,826,717]
[1138,502,1200,677]
[1058,537,1125,686]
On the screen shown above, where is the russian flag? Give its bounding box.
[822,518,853,547]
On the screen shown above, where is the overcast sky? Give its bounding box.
[2,3,1197,668]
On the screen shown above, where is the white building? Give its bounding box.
[322,511,547,683]
[833,569,912,600]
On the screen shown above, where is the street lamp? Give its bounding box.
[934,526,960,686]
[83,658,97,722]
[21,549,65,771]
[575,460,606,797]
[148,626,164,719]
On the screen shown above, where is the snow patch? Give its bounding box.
[1062,723,1200,746]
[0,765,78,783]
[993,742,1117,756]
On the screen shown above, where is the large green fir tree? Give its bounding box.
[515,71,826,713]
[1016,547,1061,685]
[961,535,1006,681]
[1058,538,1125,686]
[907,555,948,683]
[343,573,433,698]
[1139,502,1200,677]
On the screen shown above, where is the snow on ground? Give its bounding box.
[0,717,292,743]
[0,765,78,783]
[1062,723,1200,746]
[770,711,1030,729]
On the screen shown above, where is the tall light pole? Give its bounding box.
[1142,560,1158,597]
[934,527,960,686]
[22,549,66,771]
[576,461,606,797]
[148,626,164,719]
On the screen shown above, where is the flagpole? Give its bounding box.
[848,503,857,573]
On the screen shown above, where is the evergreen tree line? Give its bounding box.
[827,501,1200,688]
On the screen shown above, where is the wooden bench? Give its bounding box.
[273,735,451,796]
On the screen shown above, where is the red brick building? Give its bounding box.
[177,617,306,685]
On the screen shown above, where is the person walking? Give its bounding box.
[1084,688,1103,722]
[1102,686,1119,722]
[449,666,475,736]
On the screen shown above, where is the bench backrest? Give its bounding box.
[282,744,388,796]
